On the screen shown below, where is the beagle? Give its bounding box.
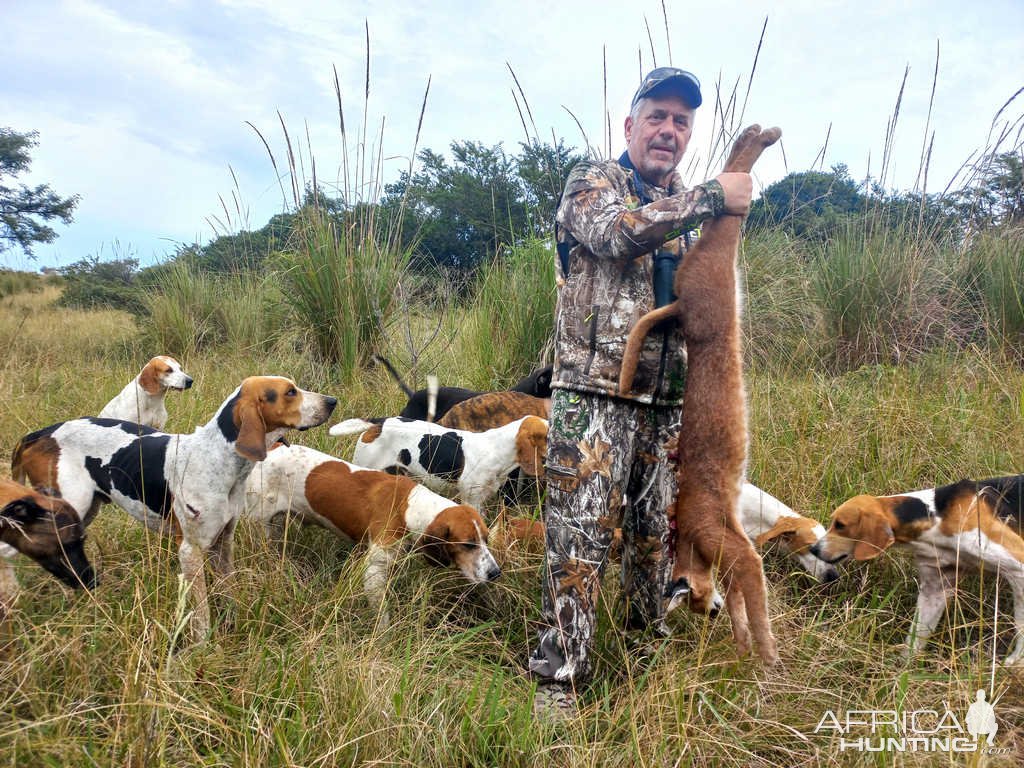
[811,476,1024,663]
[12,376,337,642]
[329,415,547,512]
[99,355,193,429]
[0,480,97,617]
[244,443,500,622]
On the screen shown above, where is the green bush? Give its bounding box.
[278,205,410,379]
[461,237,555,384]
[57,256,144,312]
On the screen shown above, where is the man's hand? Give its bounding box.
[716,172,753,216]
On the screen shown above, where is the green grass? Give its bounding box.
[1,287,1023,766]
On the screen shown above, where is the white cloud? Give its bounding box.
[2,0,1022,267]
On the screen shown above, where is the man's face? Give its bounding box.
[624,94,695,187]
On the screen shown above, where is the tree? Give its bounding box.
[57,255,142,312]
[747,164,865,239]
[0,128,79,257]
[954,151,1024,230]
[383,139,581,274]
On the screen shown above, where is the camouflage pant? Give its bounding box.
[528,388,681,684]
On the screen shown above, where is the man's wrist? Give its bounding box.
[702,178,726,217]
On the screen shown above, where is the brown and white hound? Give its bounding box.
[12,376,336,641]
[99,355,193,429]
[244,443,500,624]
[0,480,97,618]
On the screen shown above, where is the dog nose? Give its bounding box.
[809,541,822,558]
[708,606,721,620]
[486,565,501,581]
[184,377,194,389]
[325,396,338,412]
[822,567,840,584]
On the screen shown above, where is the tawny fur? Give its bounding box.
[619,125,782,664]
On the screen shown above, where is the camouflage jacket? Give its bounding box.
[552,158,725,405]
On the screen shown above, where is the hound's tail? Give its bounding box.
[372,355,416,399]
[329,418,376,437]
[426,374,439,423]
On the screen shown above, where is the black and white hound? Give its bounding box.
[12,376,336,641]
[329,415,547,512]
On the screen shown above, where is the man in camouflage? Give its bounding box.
[530,67,754,719]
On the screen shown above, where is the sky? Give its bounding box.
[3,0,1023,270]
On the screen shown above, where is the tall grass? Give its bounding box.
[0,269,46,299]
[959,227,1024,356]
[280,205,411,379]
[740,229,820,372]
[461,237,556,385]
[810,218,951,369]
[140,261,286,356]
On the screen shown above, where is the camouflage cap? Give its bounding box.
[631,67,702,109]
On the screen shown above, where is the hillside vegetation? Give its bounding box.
[1,212,1023,765]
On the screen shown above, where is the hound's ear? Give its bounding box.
[235,397,268,462]
[417,517,450,566]
[852,513,894,561]
[754,516,805,548]
[0,500,42,532]
[515,417,547,477]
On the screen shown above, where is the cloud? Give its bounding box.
[3,0,1022,267]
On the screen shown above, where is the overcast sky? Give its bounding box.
[3,0,1022,270]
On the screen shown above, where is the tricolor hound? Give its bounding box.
[99,355,193,429]
[438,391,551,431]
[811,476,1024,663]
[12,376,336,641]
[374,355,553,422]
[329,415,547,512]
[0,480,97,618]
[244,443,500,623]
